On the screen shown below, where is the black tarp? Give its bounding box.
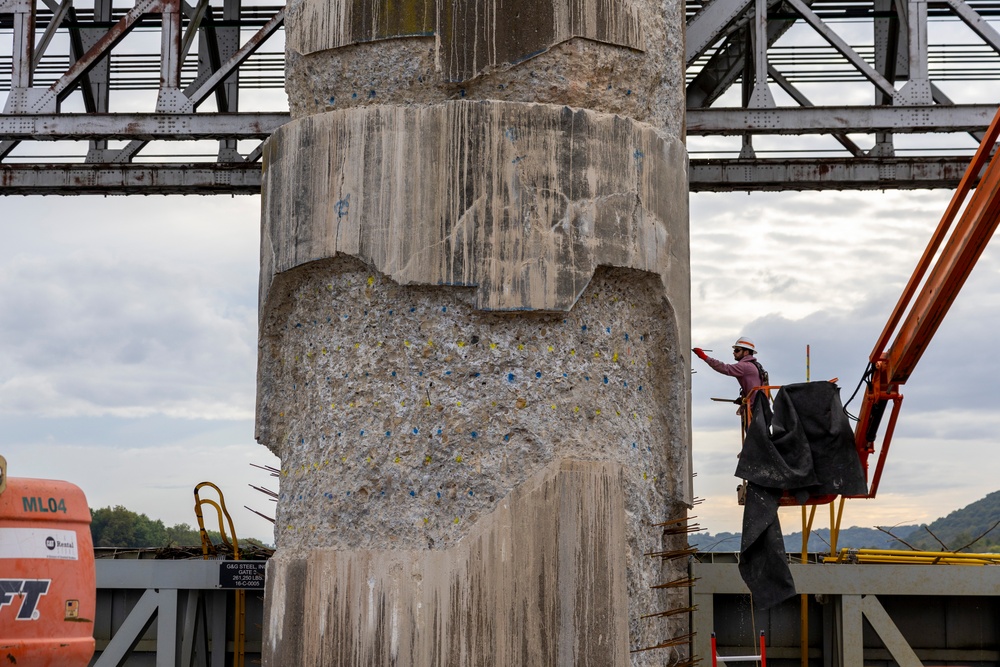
[735,382,868,609]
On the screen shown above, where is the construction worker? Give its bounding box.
[692,337,769,428]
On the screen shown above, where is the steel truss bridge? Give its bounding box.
[0,0,998,195]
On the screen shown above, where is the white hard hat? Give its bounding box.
[733,336,756,352]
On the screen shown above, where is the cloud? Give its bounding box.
[0,197,261,419]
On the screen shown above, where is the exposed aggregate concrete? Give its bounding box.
[260,256,686,551]
[258,255,690,662]
[283,0,685,135]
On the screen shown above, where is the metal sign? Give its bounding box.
[218,561,266,589]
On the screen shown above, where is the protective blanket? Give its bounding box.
[735,382,868,609]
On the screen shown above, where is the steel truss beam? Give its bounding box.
[0,111,288,139]
[687,104,999,135]
[0,162,263,193]
[0,156,977,194]
[690,156,975,191]
[0,0,998,194]
[2,105,989,140]
[683,0,1000,191]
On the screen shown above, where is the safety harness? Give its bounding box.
[745,357,769,396]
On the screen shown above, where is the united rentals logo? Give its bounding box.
[45,536,56,550]
[0,579,51,620]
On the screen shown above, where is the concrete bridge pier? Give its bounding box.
[256,0,691,663]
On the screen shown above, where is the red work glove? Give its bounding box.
[692,347,708,361]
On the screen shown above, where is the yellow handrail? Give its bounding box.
[193,482,245,667]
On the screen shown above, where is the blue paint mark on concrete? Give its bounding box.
[334,195,350,218]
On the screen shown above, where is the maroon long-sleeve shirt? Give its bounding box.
[702,354,763,397]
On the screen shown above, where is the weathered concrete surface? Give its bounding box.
[261,0,690,663]
[265,460,634,665]
[260,101,689,314]
[283,0,685,134]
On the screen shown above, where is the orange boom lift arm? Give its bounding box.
[854,106,1000,499]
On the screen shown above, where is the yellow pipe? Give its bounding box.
[841,547,1000,559]
[835,556,993,566]
[194,498,227,559]
[829,496,845,554]
[823,548,1000,565]
[799,505,816,667]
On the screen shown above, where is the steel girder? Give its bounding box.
[0,154,977,194]
[0,111,287,138]
[690,156,976,191]
[0,162,264,194]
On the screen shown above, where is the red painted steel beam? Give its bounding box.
[854,104,1000,497]
[887,114,1000,382]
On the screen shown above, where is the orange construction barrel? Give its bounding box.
[0,458,96,666]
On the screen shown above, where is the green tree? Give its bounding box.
[90,505,168,548]
[91,506,272,549]
[164,522,205,546]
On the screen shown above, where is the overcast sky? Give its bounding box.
[2,182,998,543]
